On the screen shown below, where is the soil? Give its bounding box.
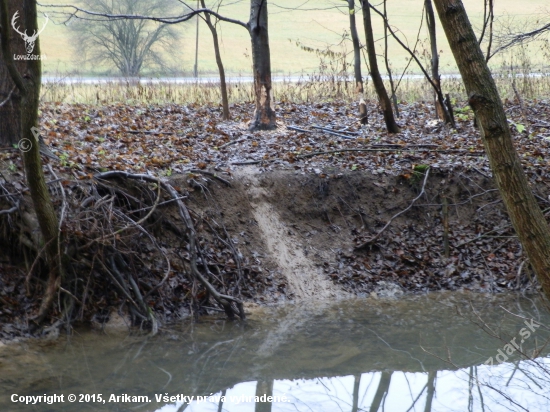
[182,165,540,298]
[1,98,550,341]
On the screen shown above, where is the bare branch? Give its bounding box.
[491,20,550,58]
[38,2,249,30]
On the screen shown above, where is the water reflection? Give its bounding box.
[1,292,549,412]
[153,361,550,411]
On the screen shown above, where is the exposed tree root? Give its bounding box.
[0,166,246,336]
[95,171,245,320]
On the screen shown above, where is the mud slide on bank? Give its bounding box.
[235,167,347,301]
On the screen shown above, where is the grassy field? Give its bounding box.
[38,0,549,77]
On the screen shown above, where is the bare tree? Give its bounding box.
[478,0,494,61]
[433,0,550,300]
[491,16,550,58]
[369,3,455,127]
[47,0,276,130]
[70,0,181,77]
[254,379,273,412]
[360,0,399,133]
[382,0,398,117]
[199,0,230,120]
[346,0,367,124]
[369,371,392,411]
[249,0,276,130]
[424,0,445,121]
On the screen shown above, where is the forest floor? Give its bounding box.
[1,97,550,341]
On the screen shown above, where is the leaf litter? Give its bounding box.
[1,97,550,339]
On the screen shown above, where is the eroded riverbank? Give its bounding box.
[1,165,548,341]
[2,99,550,339]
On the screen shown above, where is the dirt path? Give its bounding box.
[234,167,348,300]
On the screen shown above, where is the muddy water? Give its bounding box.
[1,292,550,412]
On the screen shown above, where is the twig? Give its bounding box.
[99,259,146,320]
[127,196,187,214]
[371,143,438,148]
[311,125,357,139]
[297,148,484,159]
[48,165,67,286]
[94,171,244,320]
[93,175,162,239]
[188,169,232,187]
[287,125,311,133]
[355,168,430,249]
[59,286,83,306]
[0,200,19,215]
[124,130,178,135]
[231,160,265,165]
[219,138,247,149]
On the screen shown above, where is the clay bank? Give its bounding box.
[1,98,550,410]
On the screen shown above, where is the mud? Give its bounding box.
[0,165,547,341]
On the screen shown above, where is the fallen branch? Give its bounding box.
[355,168,430,249]
[287,125,310,133]
[219,138,248,149]
[287,125,356,139]
[311,126,357,139]
[297,148,484,159]
[231,160,267,165]
[125,130,178,135]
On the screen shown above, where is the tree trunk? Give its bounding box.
[201,0,230,120]
[424,371,436,412]
[360,0,399,133]
[433,0,550,299]
[382,0,399,118]
[254,379,273,412]
[248,0,276,131]
[0,0,61,323]
[348,0,367,124]
[0,0,25,146]
[352,374,361,412]
[425,0,446,121]
[369,371,392,412]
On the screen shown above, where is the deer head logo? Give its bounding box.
[11,11,48,54]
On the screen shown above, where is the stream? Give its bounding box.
[1,291,549,411]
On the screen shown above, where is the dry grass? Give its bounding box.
[40,43,550,107]
[39,70,550,108]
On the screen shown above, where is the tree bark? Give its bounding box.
[424,371,436,412]
[200,0,230,120]
[0,0,25,146]
[348,0,367,123]
[433,0,550,299]
[347,0,367,124]
[0,0,61,322]
[369,371,392,412]
[360,0,399,133]
[425,0,446,121]
[352,374,361,412]
[254,379,273,412]
[382,0,399,118]
[248,0,276,131]
[348,0,363,95]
